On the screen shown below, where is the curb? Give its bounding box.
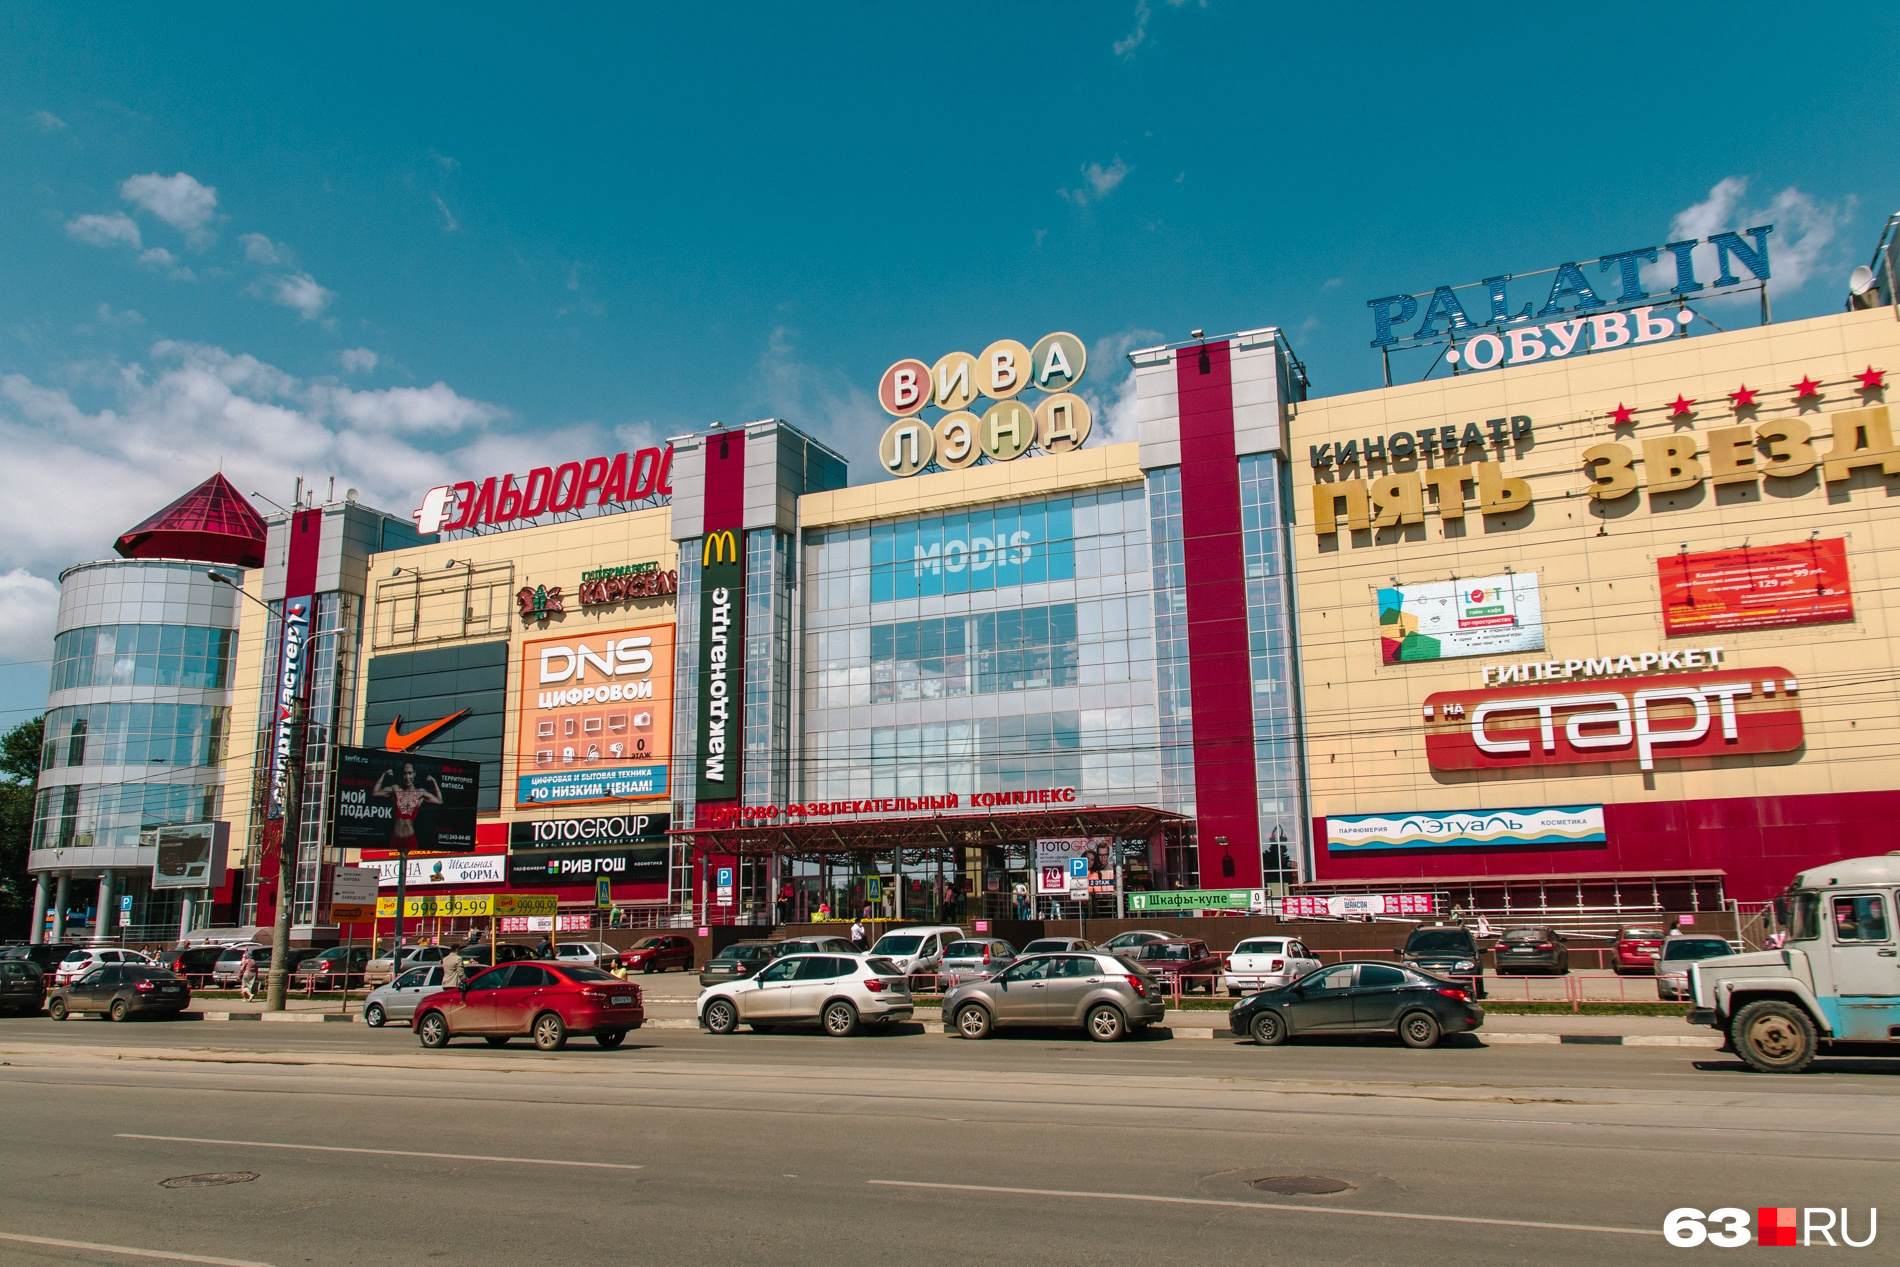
[194,1011,357,1023]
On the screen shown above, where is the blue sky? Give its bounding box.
[1,2,1895,722]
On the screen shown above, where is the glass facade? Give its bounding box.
[1144,467,1197,816]
[50,624,235,692]
[1237,453,1308,882]
[803,485,1156,806]
[31,772,221,851]
[743,529,794,808]
[40,703,227,771]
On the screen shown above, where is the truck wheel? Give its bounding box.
[1732,1000,1817,1074]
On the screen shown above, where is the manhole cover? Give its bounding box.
[159,1172,258,1189]
[1251,1175,1353,1195]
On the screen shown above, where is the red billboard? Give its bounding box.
[1658,540,1852,636]
[1423,668,1804,773]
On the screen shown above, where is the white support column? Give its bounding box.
[51,873,70,942]
[94,870,115,944]
[28,874,49,945]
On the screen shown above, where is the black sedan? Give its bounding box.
[1230,961,1483,1049]
[48,965,192,1021]
[698,940,780,987]
[0,959,46,1015]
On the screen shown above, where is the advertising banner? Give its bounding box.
[871,499,1076,602]
[1423,668,1804,772]
[374,892,557,919]
[363,641,510,813]
[266,596,312,818]
[508,845,668,888]
[1281,894,1438,919]
[1325,806,1606,854]
[695,528,744,804]
[509,813,670,849]
[334,747,481,853]
[517,623,673,808]
[1659,539,1853,635]
[1034,837,1111,896]
[147,821,228,889]
[370,854,508,888]
[1379,573,1542,664]
[1127,889,1258,913]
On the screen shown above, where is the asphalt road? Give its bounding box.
[0,1018,1892,1266]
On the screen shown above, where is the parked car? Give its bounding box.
[291,946,374,989]
[1128,938,1223,995]
[1613,926,1669,975]
[866,926,965,978]
[1656,936,1736,1001]
[699,940,782,988]
[1493,926,1569,975]
[413,962,645,1051]
[0,943,83,977]
[160,945,226,983]
[364,966,445,1027]
[54,947,154,987]
[0,959,48,1014]
[775,935,861,957]
[943,952,1165,1043]
[1098,930,1173,953]
[554,942,624,972]
[363,943,455,986]
[1397,925,1486,999]
[210,944,265,986]
[1021,937,1094,954]
[1221,937,1323,997]
[211,945,323,987]
[619,935,694,974]
[1232,961,1483,1049]
[48,965,192,1021]
[938,939,1017,987]
[700,952,913,1038]
[453,942,541,970]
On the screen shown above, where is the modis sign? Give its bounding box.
[877,333,1091,477]
[1423,667,1803,773]
[413,445,673,535]
[516,623,674,807]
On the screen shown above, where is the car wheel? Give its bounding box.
[681,957,693,971]
[643,960,658,974]
[109,998,129,1023]
[1250,1011,1287,1046]
[704,998,739,1035]
[484,1036,510,1047]
[1732,1000,1817,1074]
[596,1029,626,1049]
[822,1000,860,1037]
[417,1011,449,1049]
[47,998,67,1022]
[533,1012,568,1052]
[1227,989,1242,998]
[954,1003,992,1040]
[1398,1010,1442,1049]
[1086,1004,1126,1043]
[364,1002,386,1028]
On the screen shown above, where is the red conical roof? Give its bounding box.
[115,472,268,568]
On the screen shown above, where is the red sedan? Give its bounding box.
[412,962,644,1051]
[1613,926,1668,975]
[620,934,695,973]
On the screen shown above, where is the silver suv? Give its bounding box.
[699,952,913,1037]
[942,951,1165,1042]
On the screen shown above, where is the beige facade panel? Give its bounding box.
[799,440,1143,529]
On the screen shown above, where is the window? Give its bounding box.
[871,935,923,956]
[1789,892,1823,941]
[559,966,621,984]
[1002,959,1053,983]
[1359,964,1408,989]
[1659,939,1733,962]
[800,958,850,981]
[1052,956,1097,979]
[1405,930,1475,955]
[49,623,236,693]
[755,959,800,984]
[509,966,557,988]
[1234,940,1285,956]
[1302,965,1355,994]
[1831,895,1890,943]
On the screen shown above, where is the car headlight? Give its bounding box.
[1455,960,1475,971]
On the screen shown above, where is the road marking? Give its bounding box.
[114,1134,641,1171]
[867,1181,1661,1237]
[0,1230,273,1265]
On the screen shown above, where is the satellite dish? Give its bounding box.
[1849,265,1876,296]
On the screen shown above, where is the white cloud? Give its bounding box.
[240,232,288,264]
[1643,176,1848,301]
[432,193,459,232]
[339,347,379,374]
[65,211,142,249]
[1114,1,1151,58]
[0,569,60,662]
[748,327,887,474]
[430,151,460,172]
[1061,157,1131,206]
[272,272,334,319]
[30,110,67,133]
[1079,328,1163,448]
[119,172,219,243]
[95,303,144,327]
[139,247,195,280]
[0,341,515,580]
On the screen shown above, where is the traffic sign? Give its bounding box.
[595,876,612,910]
[1068,857,1088,878]
[867,876,882,901]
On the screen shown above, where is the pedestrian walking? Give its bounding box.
[441,946,465,990]
[535,934,553,958]
[238,953,258,1001]
[849,918,866,951]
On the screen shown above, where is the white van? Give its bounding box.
[867,925,966,978]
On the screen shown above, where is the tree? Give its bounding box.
[0,715,44,939]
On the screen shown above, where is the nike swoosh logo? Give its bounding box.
[384,709,470,752]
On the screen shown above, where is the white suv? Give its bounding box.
[866,926,965,979]
[54,948,153,987]
[1222,937,1322,997]
[699,952,913,1037]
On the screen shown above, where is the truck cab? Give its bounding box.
[1689,853,1900,1072]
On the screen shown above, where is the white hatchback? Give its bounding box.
[699,952,913,1037]
[865,926,965,978]
[54,948,153,987]
[1221,937,1322,997]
